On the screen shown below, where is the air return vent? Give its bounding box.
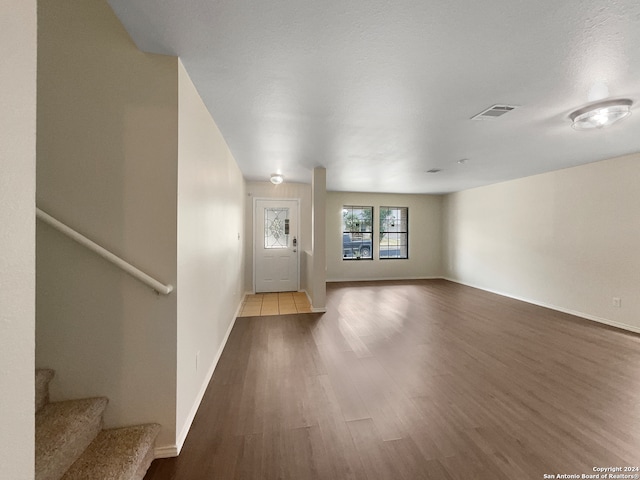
[471,104,518,120]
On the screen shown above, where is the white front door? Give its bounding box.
[254,199,299,293]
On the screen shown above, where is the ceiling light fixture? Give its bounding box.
[570,99,632,130]
[270,173,284,185]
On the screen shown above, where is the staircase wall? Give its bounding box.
[36,0,178,449]
[0,1,37,478]
[176,60,246,453]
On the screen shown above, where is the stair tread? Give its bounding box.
[62,424,161,480]
[36,397,108,480]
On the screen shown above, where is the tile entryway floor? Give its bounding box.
[238,292,313,317]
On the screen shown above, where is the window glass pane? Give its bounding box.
[264,207,289,249]
[380,207,408,259]
[342,206,373,260]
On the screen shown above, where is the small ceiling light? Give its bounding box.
[457,158,469,165]
[270,173,284,185]
[570,99,632,130]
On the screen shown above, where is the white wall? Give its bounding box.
[176,60,246,452]
[0,0,37,477]
[245,182,312,292]
[443,153,640,332]
[36,0,178,448]
[326,192,443,281]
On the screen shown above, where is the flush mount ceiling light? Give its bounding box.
[270,173,284,185]
[570,99,632,130]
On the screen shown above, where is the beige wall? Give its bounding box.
[176,61,246,452]
[36,0,178,448]
[310,168,327,309]
[0,0,37,477]
[326,192,443,281]
[245,182,312,292]
[443,153,640,332]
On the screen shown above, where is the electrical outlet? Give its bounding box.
[196,351,200,371]
[613,297,621,308]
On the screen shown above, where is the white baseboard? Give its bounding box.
[442,277,640,335]
[154,445,179,459]
[300,289,327,313]
[326,276,442,283]
[235,296,247,318]
[155,298,242,458]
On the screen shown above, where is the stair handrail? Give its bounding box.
[36,207,174,295]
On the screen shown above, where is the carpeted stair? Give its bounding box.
[35,369,160,480]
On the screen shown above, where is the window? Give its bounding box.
[379,207,408,259]
[342,206,373,260]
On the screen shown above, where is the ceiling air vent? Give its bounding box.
[471,104,518,120]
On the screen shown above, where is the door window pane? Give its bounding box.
[264,207,289,249]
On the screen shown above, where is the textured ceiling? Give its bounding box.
[108,0,640,193]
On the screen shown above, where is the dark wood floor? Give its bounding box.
[144,279,640,480]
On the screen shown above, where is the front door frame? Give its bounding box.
[252,197,301,294]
